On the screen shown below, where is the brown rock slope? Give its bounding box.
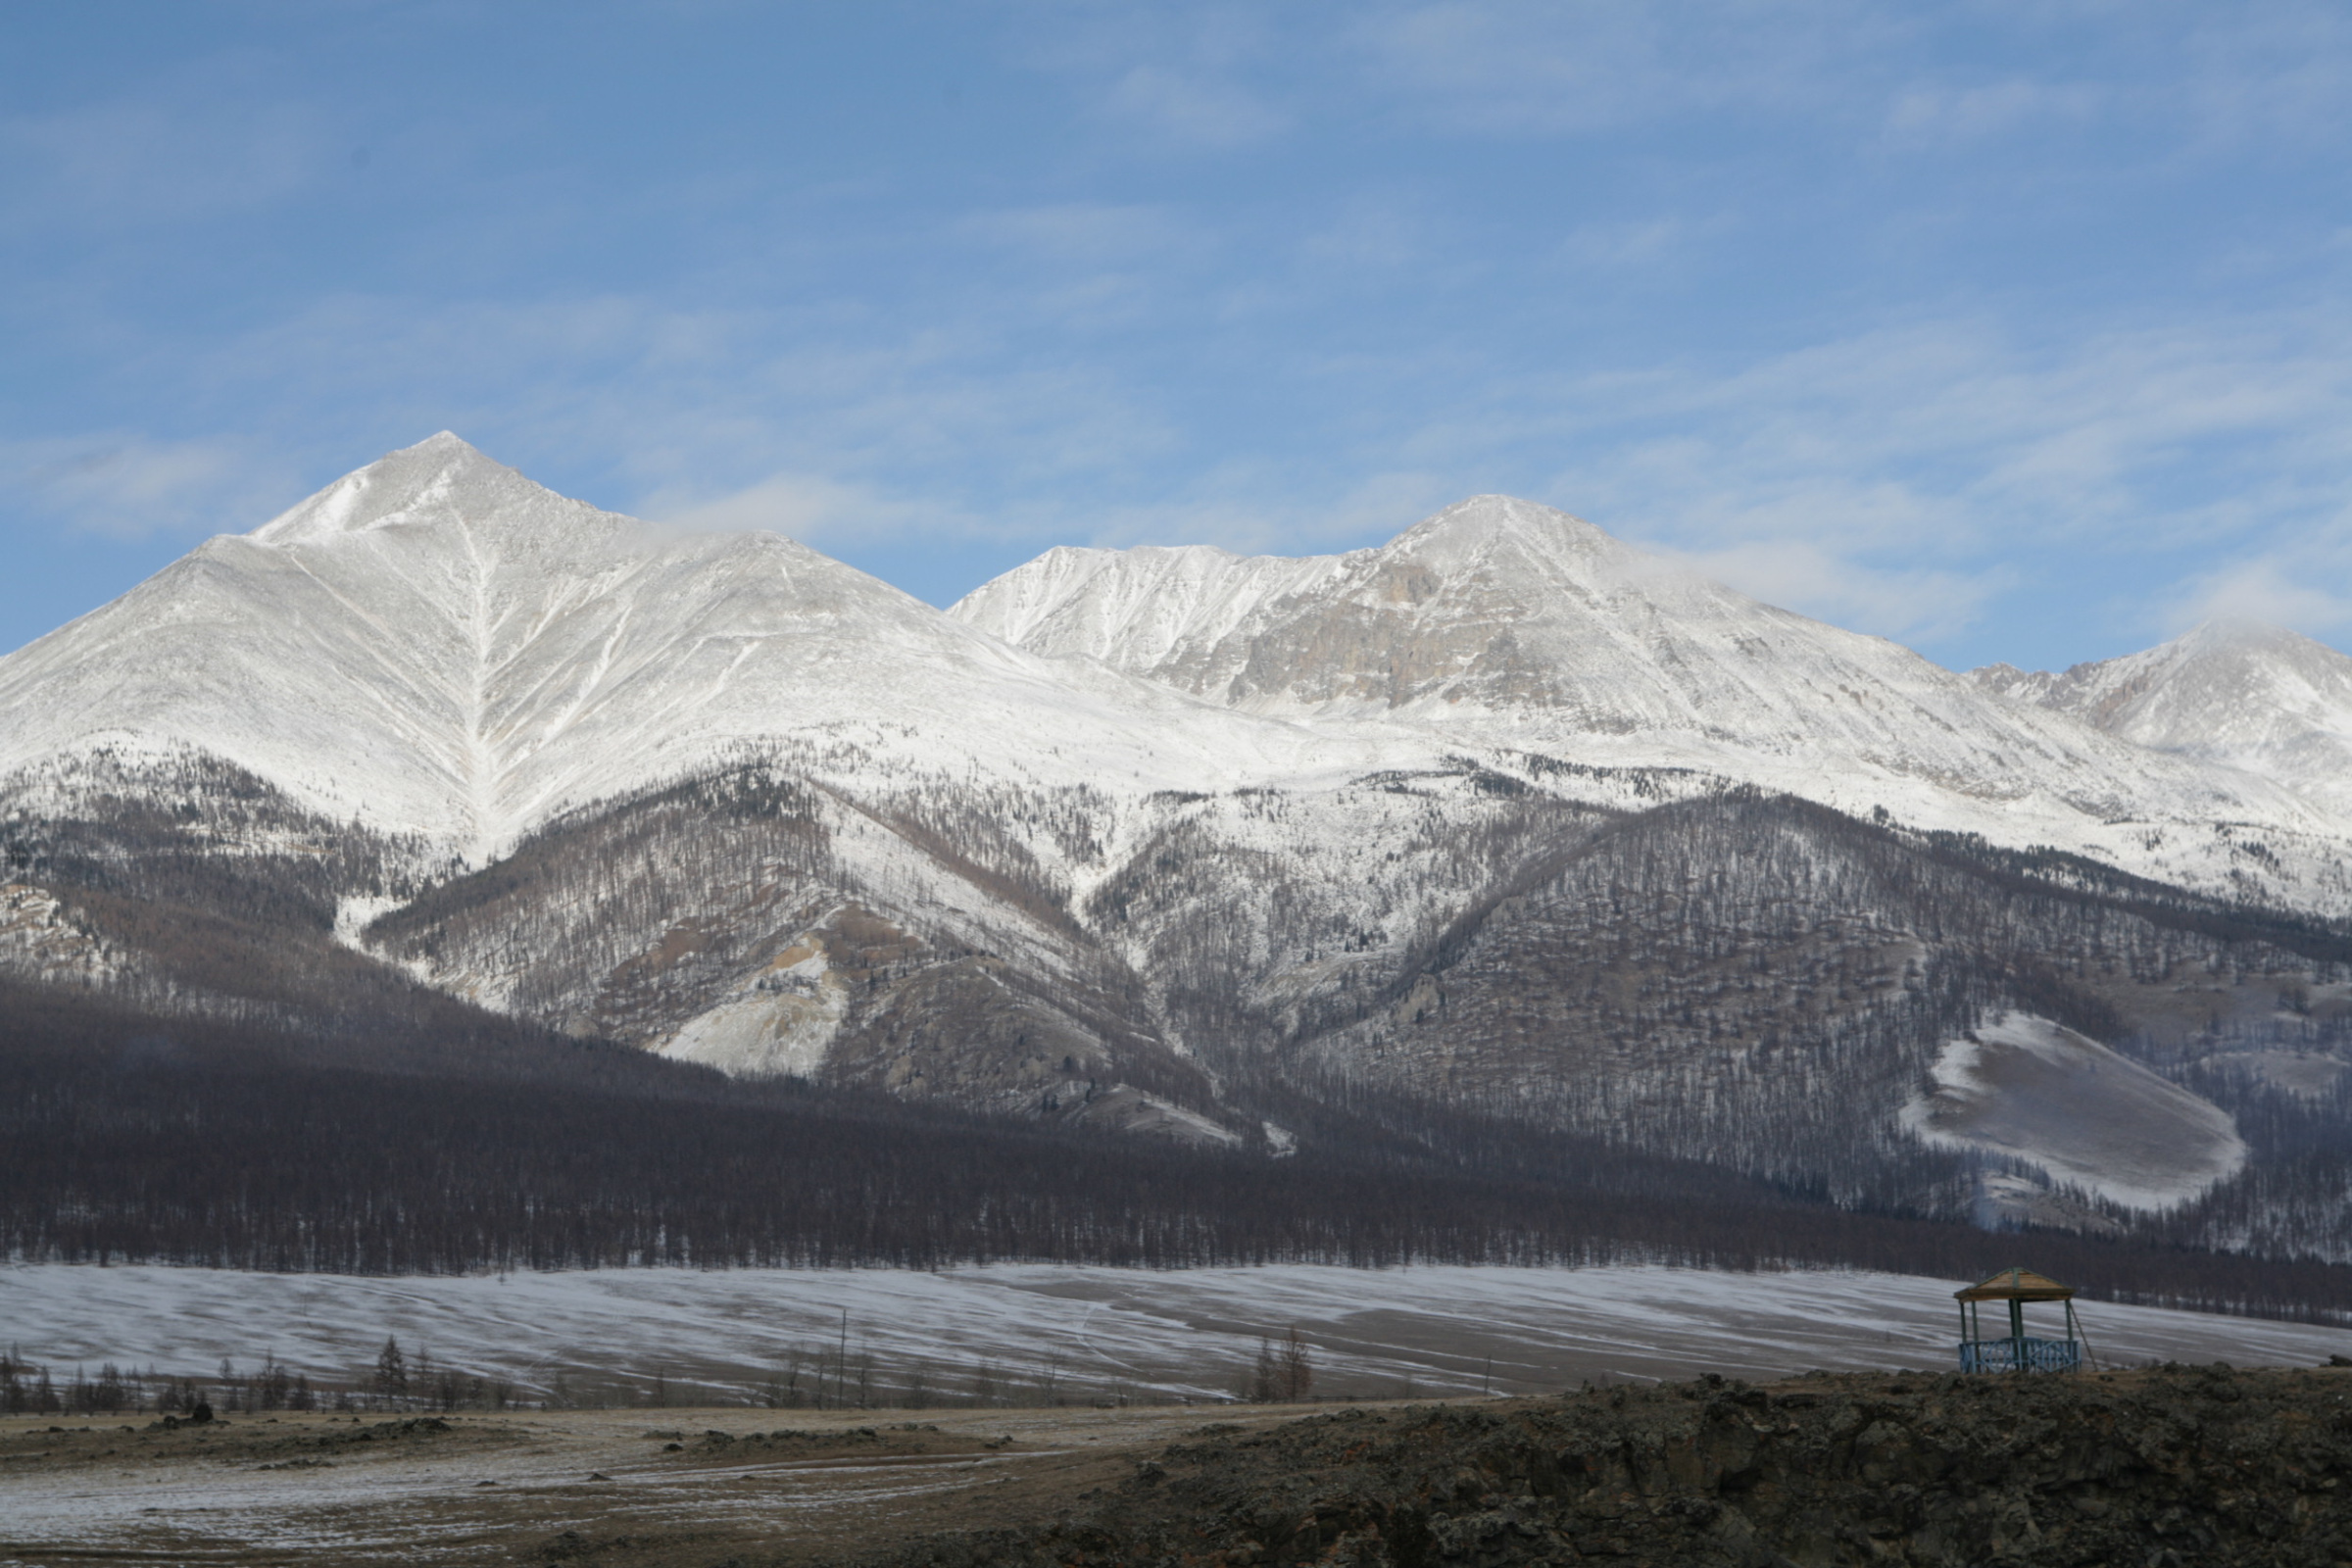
[890,1367,2352,1568]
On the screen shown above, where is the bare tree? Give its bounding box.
[1249,1338,1281,1403]
[1280,1329,1314,1403]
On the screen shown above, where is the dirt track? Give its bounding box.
[0,1399,1350,1567]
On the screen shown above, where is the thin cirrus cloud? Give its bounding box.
[1,96,329,230]
[2,435,290,541]
[1545,313,2352,541]
[2175,543,2352,637]
[641,470,965,552]
[1662,540,2012,649]
[957,202,1208,273]
[1337,1,1883,134]
[1031,6,1290,149]
[1442,307,2352,655]
[1882,78,2109,145]
[1102,65,1288,148]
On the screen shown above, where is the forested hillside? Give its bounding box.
[7,978,2350,1327]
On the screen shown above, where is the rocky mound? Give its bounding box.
[889,1366,2352,1568]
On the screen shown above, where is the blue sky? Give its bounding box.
[5,2,2349,672]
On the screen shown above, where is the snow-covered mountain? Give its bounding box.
[5,437,2351,1253]
[0,433,1388,863]
[1975,621,2352,818]
[8,447,2341,903]
[954,495,2351,908]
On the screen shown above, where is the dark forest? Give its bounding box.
[5,980,2348,1328]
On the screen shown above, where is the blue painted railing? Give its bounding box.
[1958,1337,2081,1374]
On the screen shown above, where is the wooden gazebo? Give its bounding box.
[1954,1267,2086,1374]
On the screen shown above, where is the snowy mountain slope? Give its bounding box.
[1975,621,2352,817]
[349,760,1235,1129]
[953,497,2352,909]
[0,435,1410,1136]
[4,434,2350,1251]
[0,434,1403,863]
[957,542,1348,685]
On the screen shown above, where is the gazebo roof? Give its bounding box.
[1956,1266,2076,1303]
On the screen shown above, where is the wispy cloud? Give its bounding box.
[1556,218,1699,269]
[1325,306,2352,651]
[1883,78,2107,145]
[2171,530,2352,637]
[10,2,2352,672]
[959,202,1197,264]
[2,434,295,540]
[1102,65,1287,148]
[1549,312,2352,522]
[1076,466,1460,559]
[1,93,329,229]
[1661,538,2014,646]
[639,470,969,549]
[1341,1,1886,136]
[1019,7,1289,150]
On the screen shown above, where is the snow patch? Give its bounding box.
[1901,1011,2246,1212]
[0,882,126,989]
[1068,1085,1244,1148]
[656,936,849,1079]
[330,894,404,953]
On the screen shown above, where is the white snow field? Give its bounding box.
[1901,1011,2250,1211]
[4,1263,2342,1403]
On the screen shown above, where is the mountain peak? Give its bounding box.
[2170,617,2331,661]
[250,432,555,548]
[1989,619,2349,697]
[1978,618,2352,810]
[1389,494,1617,566]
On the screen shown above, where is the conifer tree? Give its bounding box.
[373,1336,407,1403]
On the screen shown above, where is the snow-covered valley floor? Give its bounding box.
[5,1263,2343,1403]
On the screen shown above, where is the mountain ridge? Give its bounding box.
[954,492,2351,911]
[4,434,2350,1264]
[0,435,1405,863]
[1975,619,2352,818]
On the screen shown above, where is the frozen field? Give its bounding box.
[4,1262,2344,1403]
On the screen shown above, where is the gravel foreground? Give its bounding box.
[888,1365,2352,1568]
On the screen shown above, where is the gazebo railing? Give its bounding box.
[1958,1337,2081,1374]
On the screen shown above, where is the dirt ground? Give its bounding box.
[13,1367,2352,1567]
[887,1364,2352,1568]
[0,1398,1394,1567]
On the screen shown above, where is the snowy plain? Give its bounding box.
[4,1263,2343,1404]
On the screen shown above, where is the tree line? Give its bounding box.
[6,980,2352,1329]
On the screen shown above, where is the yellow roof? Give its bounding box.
[1955,1266,2076,1302]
